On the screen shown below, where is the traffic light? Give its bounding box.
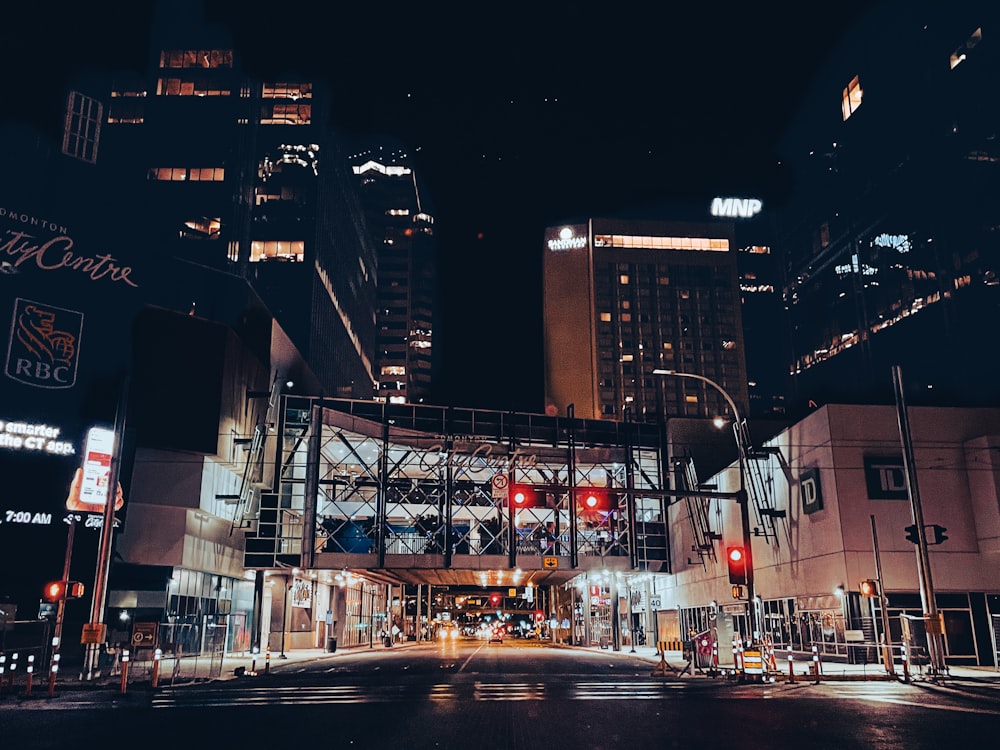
[42,581,84,602]
[904,524,920,544]
[43,581,65,602]
[489,593,501,607]
[859,579,878,597]
[726,546,747,585]
[930,525,948,545]
[578,489,614,514]
[731,585,745,599]
[510,485,541,508]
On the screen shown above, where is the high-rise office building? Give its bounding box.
[0,0,385,651]
[543,216,748,425]
[774,0,1000,412]
[91,0,378,399]
[348,138,436,404]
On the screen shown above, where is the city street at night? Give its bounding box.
[3,3,1000,749]
[3,639,1000,750]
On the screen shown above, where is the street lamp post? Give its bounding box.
[279,580,291,659]
[652,369,759,646]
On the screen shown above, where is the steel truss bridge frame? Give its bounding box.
[239,397,780,589]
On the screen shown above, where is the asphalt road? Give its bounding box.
[3,639,999,750]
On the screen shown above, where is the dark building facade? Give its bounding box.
[348,138,437,404]
[92,0,379,399]
[0,0,386,661]
[774,0,1000,413]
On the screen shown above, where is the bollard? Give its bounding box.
[811,645,821,684]
[265,646,271,675]
[787,646,795,684]
[120,649,130,694]
[25,655,34,696]
[901,644,910,683]
[151,648,162,689]
[48,653,60,697]
[250,646,259,677]
[7,652,18,692]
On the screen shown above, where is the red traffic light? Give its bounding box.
[578,489,613,512]
[726,546,747,585]
[510,485,542,508]
[43,581,65,602]
[43,580,85,601]
[489,593,501,606]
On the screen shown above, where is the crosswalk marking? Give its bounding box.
[150,680,692,708]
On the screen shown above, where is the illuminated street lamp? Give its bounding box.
[652,368,759,645]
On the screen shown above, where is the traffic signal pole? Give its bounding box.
[82,375,129,681]
[870,515,896,676]
[892,366,946,677]
[48,516,76,696]
[737,487,758,645]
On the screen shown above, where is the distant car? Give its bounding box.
[489,628,503,643]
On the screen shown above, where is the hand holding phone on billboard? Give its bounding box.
[65,427,124,512]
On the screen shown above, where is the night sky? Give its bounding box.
[0,0,878,412]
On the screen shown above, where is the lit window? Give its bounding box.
[684,395,698,404]
[663,343,673,350]
[260,103,311,125]
[619,274,629,284]
[181,217,221,239]
[249,240,305,262]
[262,82,313,99]
[147,167,224,181]
[600,312,612,322]
[159,49,233,69]
[841,75,863,121]
[381,366,406,376]
[107,99,144,124]
[620,313,632,322]
[621,354,634,362]
[156,77,231,96]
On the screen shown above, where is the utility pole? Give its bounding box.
[892,365,946,676]
[82,375,129,680]
[869,515,895,676]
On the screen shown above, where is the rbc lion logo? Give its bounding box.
[5,298,84,389]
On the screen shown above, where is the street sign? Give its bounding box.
[543,556,558,569]
[81,622,106,645]
[649,596,661,609]
[491,474,509,499]
[132,621,158,648]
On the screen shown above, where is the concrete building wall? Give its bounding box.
[658,403,1000,618]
